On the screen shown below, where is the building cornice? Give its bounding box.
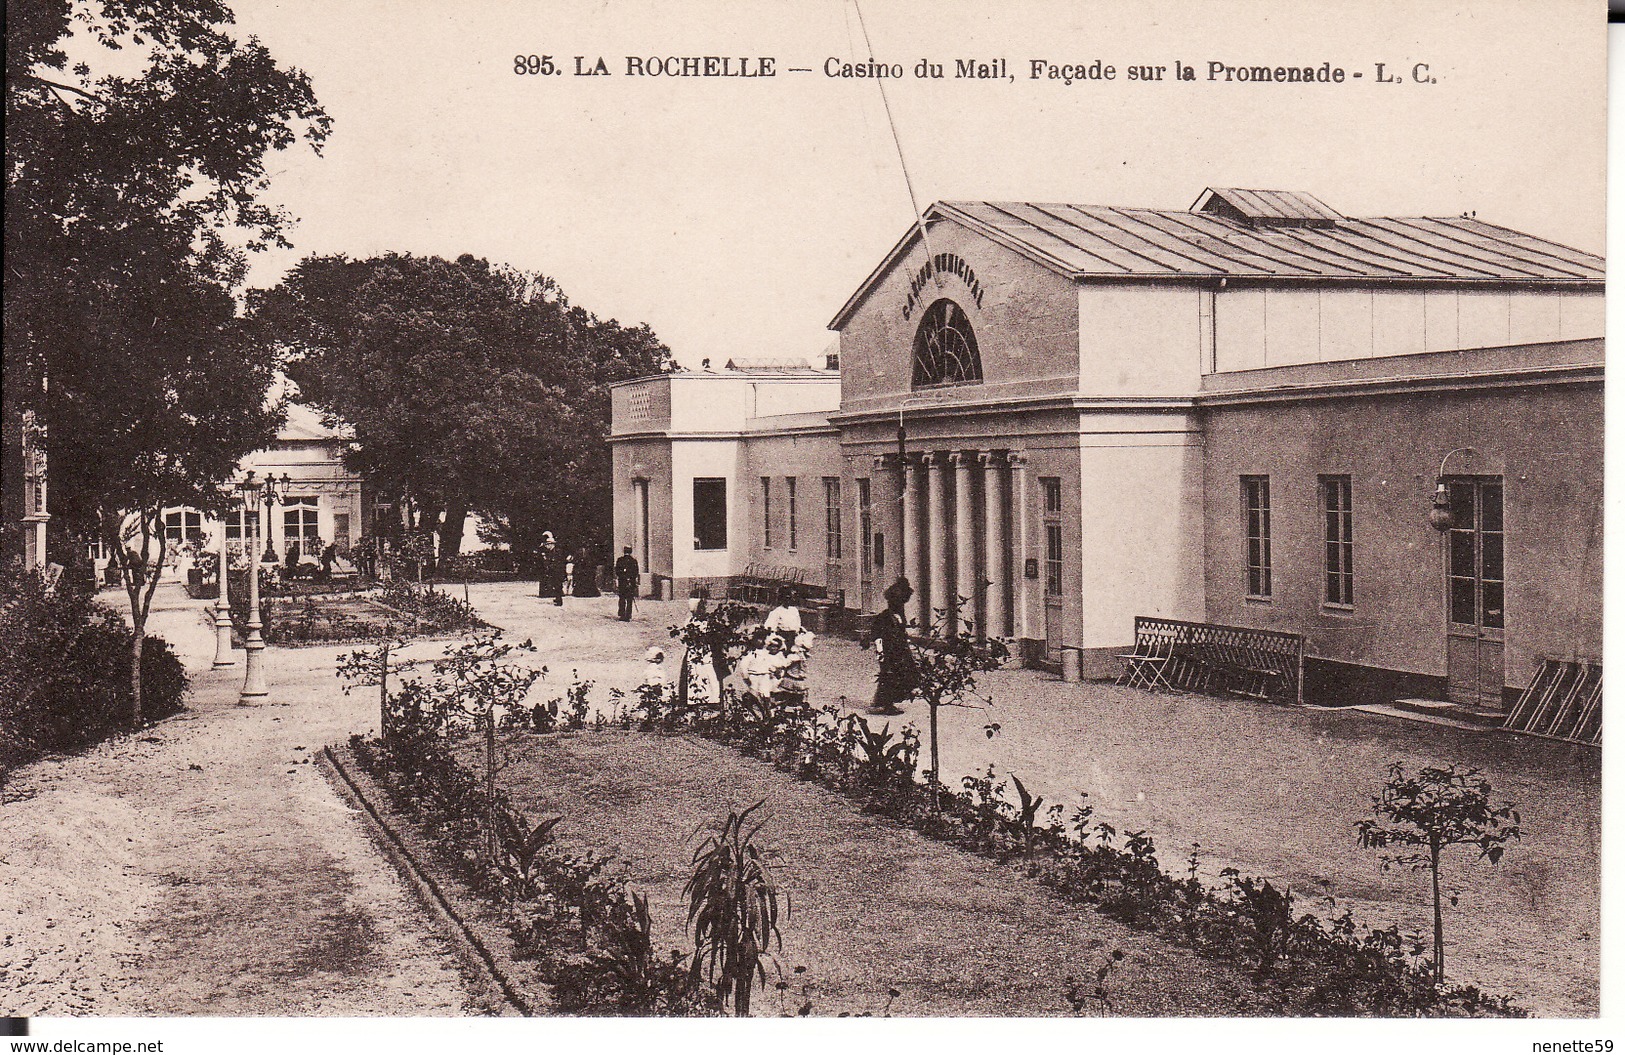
[1195,362,1601,407]
[829,392,1199,428]
[610,424,841,443]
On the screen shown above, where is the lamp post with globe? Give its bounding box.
[237,471,292,702]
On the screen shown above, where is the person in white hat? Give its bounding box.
[642,646,667,687]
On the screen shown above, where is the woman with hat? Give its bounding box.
[863,578,919,716]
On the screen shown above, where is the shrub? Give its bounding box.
[380,579,482,629]
[1,560,187,776]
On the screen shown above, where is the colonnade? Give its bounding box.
[878,449,1028,639]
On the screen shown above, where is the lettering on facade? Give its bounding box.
[902,252,985,321]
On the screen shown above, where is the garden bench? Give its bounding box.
[1120,617,1303,705]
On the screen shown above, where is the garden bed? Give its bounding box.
[344,723,1272,1016]
[229,582,483,646]
[333,622,1524,1018]
[477,728,1274,1016]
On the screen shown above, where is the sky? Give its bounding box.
[228,0,1607,367]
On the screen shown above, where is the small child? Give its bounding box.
[642,646,667,687]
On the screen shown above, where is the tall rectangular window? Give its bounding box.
[1321,476,1353,607]
[1041,477,1063,596]
[857,478,873,572]
[1042,477,1062,515]
[1242,476,1271,598]
[224,508,251,540]
[823,477,841,560]
[283,496,320,559]
[786,476,798,550]
[761,477,772,548]
[693,478,727,551]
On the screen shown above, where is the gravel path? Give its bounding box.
[1,585,475,1016]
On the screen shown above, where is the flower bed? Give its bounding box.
[227,579,483,645]
[346,726,718,1016]
[602,684,1521,1017]
[339,631,1521,1018]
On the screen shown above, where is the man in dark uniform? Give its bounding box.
[614,545,640,621]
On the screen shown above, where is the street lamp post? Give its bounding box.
[237,471,292,701]
[238,473,269,701]
[211,493,236,668]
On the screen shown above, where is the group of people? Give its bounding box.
[665,579,923,718]
[732,590,816,706]
[533,532,610,606]
[545,536,923,718]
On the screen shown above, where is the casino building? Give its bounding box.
[610,188,1602,711]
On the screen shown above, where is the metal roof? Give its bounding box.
[1193,187,1345,226]
[829,190,1603,329]
[278,402,351,442]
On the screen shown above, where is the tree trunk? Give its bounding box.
[485,708,498,868]
[439,496,468,561]
[928,701,941,811]
[712,655,730,721]
[378,643,391,740]
[1430,840,1444,985]
[129,619,145,727]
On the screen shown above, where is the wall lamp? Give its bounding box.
[1428,448,1478,531]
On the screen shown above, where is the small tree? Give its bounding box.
[336,636,413,738]
[429,632,544,867]
[1356,762,1521,985]
[685,800,782,1016]
[912,597,1010,809]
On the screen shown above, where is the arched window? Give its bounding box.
[911,299,983,387]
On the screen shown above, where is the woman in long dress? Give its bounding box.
[864,578,919,716]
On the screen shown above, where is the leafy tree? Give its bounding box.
[431,632,543,868]
[1356,762,1521,985]
[5,0,328,720]
[669,600,756,712]
[253,253,670,564]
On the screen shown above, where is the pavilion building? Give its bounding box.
[610,189,1603,711]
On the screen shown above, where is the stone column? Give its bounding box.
[951,451,975,637]
[901,455,924,627]
[925,452,949,634]
[980,451,1007,639]
[1010,453,1031,646]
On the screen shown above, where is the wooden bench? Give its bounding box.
[1119,617,1303,705]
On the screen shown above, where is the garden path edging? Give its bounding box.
[317,745,536,1016]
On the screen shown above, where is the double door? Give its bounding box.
[1444,477,1505,709]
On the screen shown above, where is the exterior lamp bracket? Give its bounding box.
[1428,448,1478,532]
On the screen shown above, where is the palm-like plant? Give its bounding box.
[684,801,783,1016]
[849,716,914,786]
[1009,773,1045,858]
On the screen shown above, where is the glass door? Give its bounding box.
[1041,478,1063,659]
[1444,478,1505,709]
